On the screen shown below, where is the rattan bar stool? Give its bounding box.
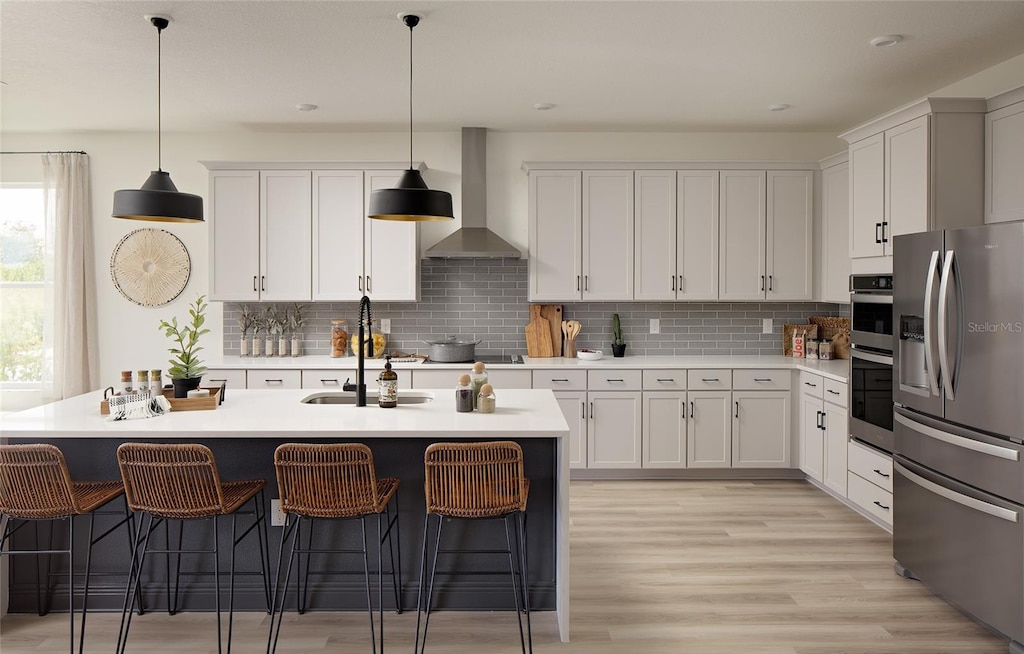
[268,443,402,654]
[0,443,141,654]
[114,442,271,654]
[415,441,532,654]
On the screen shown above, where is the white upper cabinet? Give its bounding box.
[633,170,677,301]
[364,171,419,301]
[766,170,813,301]
[848,134,886,259]
[819,158,850,304]
[312,171,364,301]
[986,90,1024,224]
[884,115,930,242]
[260,170,312,302]
[719,170,767,300]
[528,170,583,301]
[209,170,260,302]
[677,171,720,300]
[583,170,634,300]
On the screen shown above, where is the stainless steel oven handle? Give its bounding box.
[937,250,956,401]
[850,294,892,304]
[895,462,1019,523]
[850,348,893,366]
[894,413,1019,461]
[922,250,941,396]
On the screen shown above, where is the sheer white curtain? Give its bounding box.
[42,153,99,400]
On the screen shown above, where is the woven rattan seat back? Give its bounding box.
[116,443,226,519]
[423,441,528,518]
[274,443,387,518]
[0,444,78,519]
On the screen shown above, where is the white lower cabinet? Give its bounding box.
[555,392,588,469]
[204,369,247,391]
[246,369,302,389]
[799,391,825,482]
[732,391,791,468]
[822,402,849,496]
[642,392,687,468]
[799,375,849,496]
[587,392,642,469]
[300,369,412,390]
[847,437,893,529]
[687,391,732,468]
[411,369,532,390]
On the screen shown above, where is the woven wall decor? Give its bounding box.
[110,228,191,306]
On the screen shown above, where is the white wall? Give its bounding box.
[929,52,1024,99]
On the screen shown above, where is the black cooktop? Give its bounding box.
[423,354,524,365]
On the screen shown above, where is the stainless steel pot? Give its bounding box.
[424,337,481,362]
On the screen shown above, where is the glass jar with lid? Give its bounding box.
[330,319,349,358]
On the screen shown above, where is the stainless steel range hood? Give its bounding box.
[424,127,522,259]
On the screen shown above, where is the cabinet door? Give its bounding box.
[823,401,849,496]
[799,392,824,483]
[986,101,1024,224]
[555,391,588,469]
[633,170,677,301]
[677,170,720,300]
[766,170,813,301]
[529,171,582,301]
[642,392,687,468]
[732,391,791,468]
[209,170,260,301]
[719,170,766,300]
[583,170,634,300]
[313,171,364,301]
[587,392,642,469]
[885,115,930,247]
[848,134,885,259]
[260,170,312,301]
[687,390,732,468]
[365,171,419,301]
[820,162,850,303]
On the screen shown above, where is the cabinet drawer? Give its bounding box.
[687,369,731,391]
[204,369,247,391]
[413,368,532,389]
[587,369,642,391]
[848,438,893,492]
[533,370,587,390]
[642,370,687,390]
[798,371,824,399]
[823,378,848,408]
[301,369,412,390]
[246,369,301,389]
[848,472,894,526]
[733,369,790,391]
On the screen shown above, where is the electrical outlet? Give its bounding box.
[649,318,660,334]
[762,318,773,334]
[379,318,391,334]
[270,499,286,527]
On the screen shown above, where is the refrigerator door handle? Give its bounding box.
[895,462,1019,523]
[894,412,1020,461]
[922,250,941,396]
[937,249,956,400]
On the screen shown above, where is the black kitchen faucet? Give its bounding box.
[342,295,373,406]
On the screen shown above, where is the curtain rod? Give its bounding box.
[0,150,88,155]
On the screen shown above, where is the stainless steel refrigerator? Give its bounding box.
[893,221,1024,654]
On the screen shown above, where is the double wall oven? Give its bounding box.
[849,274,894,454]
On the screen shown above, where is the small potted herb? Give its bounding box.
[159,295,211,397]
[289,303,306,357]
[611,313,627,358]
[237,304,255,356]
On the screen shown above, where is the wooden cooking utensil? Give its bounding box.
[540,305,563,357]
[525,305,554,357]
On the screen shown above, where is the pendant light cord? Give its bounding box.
[156,22,163,172]
[408,20,414,170]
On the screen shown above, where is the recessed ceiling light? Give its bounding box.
[296,104,318,112]
[533,102,556,111]
[870,35,903,48]
[768,104,790,112]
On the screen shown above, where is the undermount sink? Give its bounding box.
[300,392,435,405]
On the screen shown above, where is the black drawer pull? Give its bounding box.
[804,382,817,387]
[209,379,227,383]
[265,379,283,384]
[656,378,675,382]
[701,378,720,382]
[873,469,890,479]
[606,379,625,383]
[551,378,570,382]
[873,500,890,511]
[753,378,772,382]
[320,379,340,384]
[827,389,841,396]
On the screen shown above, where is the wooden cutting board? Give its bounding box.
[525,305,553,357]
[539,305,563,357]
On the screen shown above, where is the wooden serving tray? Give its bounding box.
[100,386,221,415]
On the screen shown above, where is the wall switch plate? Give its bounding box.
[379,318,391,334]
[762,318,773,334]
[270,499,286,527]
[649,318,660,334]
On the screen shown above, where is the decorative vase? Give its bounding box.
[239,338,250,357]
[278,337,289,357]
[171,376,202,399]
[252,336,262,357]
[291,336,301,357]
[612,343,627,358]
[265,336,275,357]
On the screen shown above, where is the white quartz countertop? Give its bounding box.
[1,389,569,440]
[207,354,850,383]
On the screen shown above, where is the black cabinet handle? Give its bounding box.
[209,379,227,383]
[804,382,817,388]
[820,412,826,430]
[584,275,589,291]
[760,275,765,291]
[816,410,823,430]
[754,378,772,382]
[875,223,882,244]
[576,275,580,292]
[881,222,889,243]
[701,378,719,382]
[678,275,684,292]
[320,379,340,385]
[827,389,841,396]
[589,402,594,420]
[366,276,371,293]
[671,276,676,291]
[581,402,586,419]
[734,401,739,419]
[253,276,257,292]
[552,378,570,383]
[768,275,773,291]
[873,500,890,511]
[606,379,625,383]
[261,276,266,292]
[656,378,675,382]
[358,276,363,292]
[265,379,283,384]
[873,469,890,479]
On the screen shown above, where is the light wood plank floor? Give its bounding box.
[1,480,1009,653]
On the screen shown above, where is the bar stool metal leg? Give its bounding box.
[517,512,533,653]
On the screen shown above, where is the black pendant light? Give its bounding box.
[113,15,203,223]
[368,13,454,222]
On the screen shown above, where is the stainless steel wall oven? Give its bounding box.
[849,274,894,454]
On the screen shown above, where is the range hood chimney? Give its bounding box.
[424,127,522,259]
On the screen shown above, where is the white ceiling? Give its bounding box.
[2,1,1023,135]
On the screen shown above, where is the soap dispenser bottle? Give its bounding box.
[377,355,398,408]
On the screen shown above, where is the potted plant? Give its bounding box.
[261,306,277,356]
[237,304,255,356]
[159,295,211,398]
[274,306,289,357]
[611,313,627,357]
[251,312,264,357]
[289,303,306,357]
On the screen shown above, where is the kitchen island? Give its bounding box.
[1,388,571,642]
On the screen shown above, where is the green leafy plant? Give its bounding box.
[611,313,625,346]
[237,304,255,338]
[158,295,210,380]
[288,303,307,337]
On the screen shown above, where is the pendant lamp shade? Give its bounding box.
[368,13,453,222]
[113,15,204,223]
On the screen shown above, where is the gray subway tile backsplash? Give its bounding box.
[222,259,848,357]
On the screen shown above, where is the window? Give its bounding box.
[0,185,46,387]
